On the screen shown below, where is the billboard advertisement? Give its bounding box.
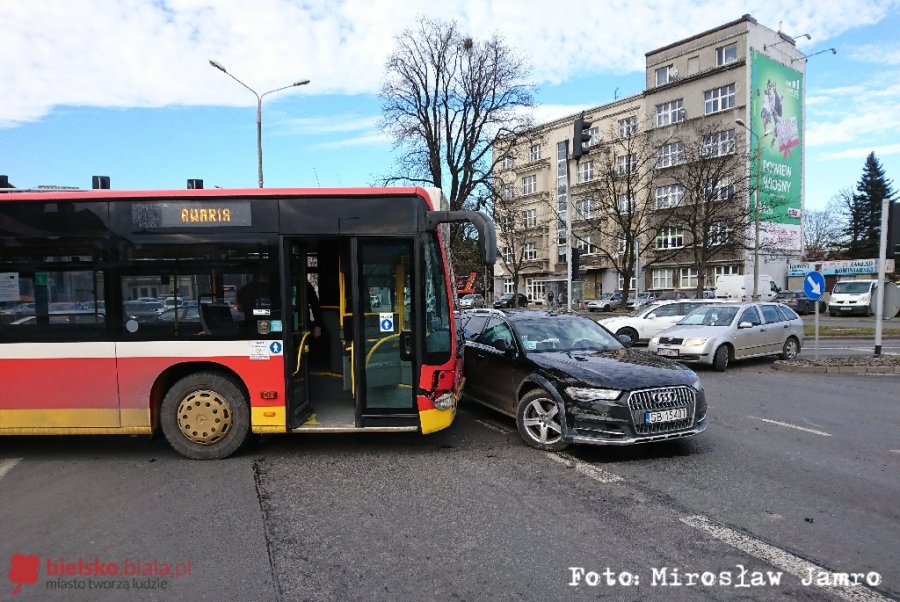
[749,50,803,252]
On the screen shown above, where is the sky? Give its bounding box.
[2,0,899,212]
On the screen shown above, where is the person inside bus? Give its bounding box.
[237,271,272,335]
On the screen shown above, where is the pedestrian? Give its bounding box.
[547,291,557,310]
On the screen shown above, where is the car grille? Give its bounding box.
[658,336,683,345]
[627,386,695,435]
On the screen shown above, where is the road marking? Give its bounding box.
[750,416,832,437]
[890,449,900,454]
[0,458,22,481]
[681,515,890,602]
[474,418,513,434]
[546,452,624,483]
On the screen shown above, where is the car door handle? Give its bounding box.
[760,328,766,332]
[783,324,789,329]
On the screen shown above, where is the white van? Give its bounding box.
[715,274,780,302]
[828,279,877,316]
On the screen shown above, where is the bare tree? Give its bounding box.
[656,123,753,296]
[379,16,535,217]
[562,118,671,304]
[804,192,848,260]
[491,185,547,307]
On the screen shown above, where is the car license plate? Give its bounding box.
[840,307,851,311]
[658,348,679,357]
[645,408,688,424]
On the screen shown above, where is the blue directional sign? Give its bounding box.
[803,271,826,300]
[379,312,394,333]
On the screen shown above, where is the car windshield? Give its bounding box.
[679,306,738,326]
[513,315,622,353]
[832,282,872,294]
[774,291,795,300]
[626,303,660,317]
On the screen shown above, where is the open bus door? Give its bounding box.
[284,237,419,431]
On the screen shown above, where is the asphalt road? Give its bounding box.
[1,358,897,601]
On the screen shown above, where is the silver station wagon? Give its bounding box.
[647,302,804,371]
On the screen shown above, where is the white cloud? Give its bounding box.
[2,0,898,127]
[818,143,900,160]
[846,42,900,65]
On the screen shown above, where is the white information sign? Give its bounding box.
[379,312,394,333]
[249,340,271,360]
[0,273,20,302]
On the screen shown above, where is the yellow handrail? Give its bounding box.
[292,331,312,377]
[365,333,400,368]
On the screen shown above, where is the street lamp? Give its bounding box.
[735,118,771,301]
[209,60,310,188]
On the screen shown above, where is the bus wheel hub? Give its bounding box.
[176,390,232,445]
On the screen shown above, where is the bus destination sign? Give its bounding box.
[132,201,252,229]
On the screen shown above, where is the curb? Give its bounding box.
[773,360,900,375]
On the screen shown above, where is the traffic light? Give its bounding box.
[571,114,593,160]
[571,248,582,279]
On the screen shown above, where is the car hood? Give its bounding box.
[655,324,728,339]
[529,348,698,390]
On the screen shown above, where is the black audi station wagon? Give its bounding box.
[459,309,707,451]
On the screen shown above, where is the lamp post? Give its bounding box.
[209,60,309,188]
[735,118,770,301]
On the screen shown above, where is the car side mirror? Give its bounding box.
[738,321,753,329]
[617,334,633,347]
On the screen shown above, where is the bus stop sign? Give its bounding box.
[804,271,825,300]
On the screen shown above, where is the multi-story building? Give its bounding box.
[491,14,805,304]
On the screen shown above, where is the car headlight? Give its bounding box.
[683,338,707,346]
[649,336,660,346]
[565,386,622,401]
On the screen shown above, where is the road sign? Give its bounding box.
[803,271,825,300]
[379,312,394,333]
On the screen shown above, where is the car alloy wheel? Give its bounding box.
[516,389,569,451]
[780,337,799,360]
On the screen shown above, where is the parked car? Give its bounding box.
[459,293,485,309]
[648,302,803,371]
[494,293,529,308]
[626,292,656,309]
[586,292,622,312]
[123,300,167,322]
[828,279,877,316]
[598,299,725,344]
[775,290,825,315]
[458,309,706,451]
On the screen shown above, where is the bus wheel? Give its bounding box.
[160,372,250,460]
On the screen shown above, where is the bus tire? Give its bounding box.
[160,371,250,460]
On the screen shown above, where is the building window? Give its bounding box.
[708,221,734,245]
[717,43,737,66]
[588,126,600,146]
[529,144,541,162]
[558,244,566,263]
[618,274,638,290]
[502,184,514,201]
[575,198,593,220]
[498,214,514,232]
[525,278,545,302]
[714,265,739,278]
[524,242,537,261]
[617,154,637,176]
[503,278,515,294]
[705,177,734,201]
[705,83,736,115]
[655,64,676,86]
[656,185,684,209]
[617,235,627,254]
[652,269,673,289]
[522,175,536,195]
[576,236,596,254]
[523,209,536,228]
[680,267,698,289]
[501,155,515,169]
[617,194,634,214]
[656,141,684,168]
[655,227,684,249]
[703,129,736,157]
[577,160,594,183]
[656,99,684,127]
[618,116,637,138]
[502,246,514,263]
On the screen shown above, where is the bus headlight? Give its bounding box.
[433,392,455,410]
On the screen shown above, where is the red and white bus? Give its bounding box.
[0,185,495,459]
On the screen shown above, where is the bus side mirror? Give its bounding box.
[425,211,497,265]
